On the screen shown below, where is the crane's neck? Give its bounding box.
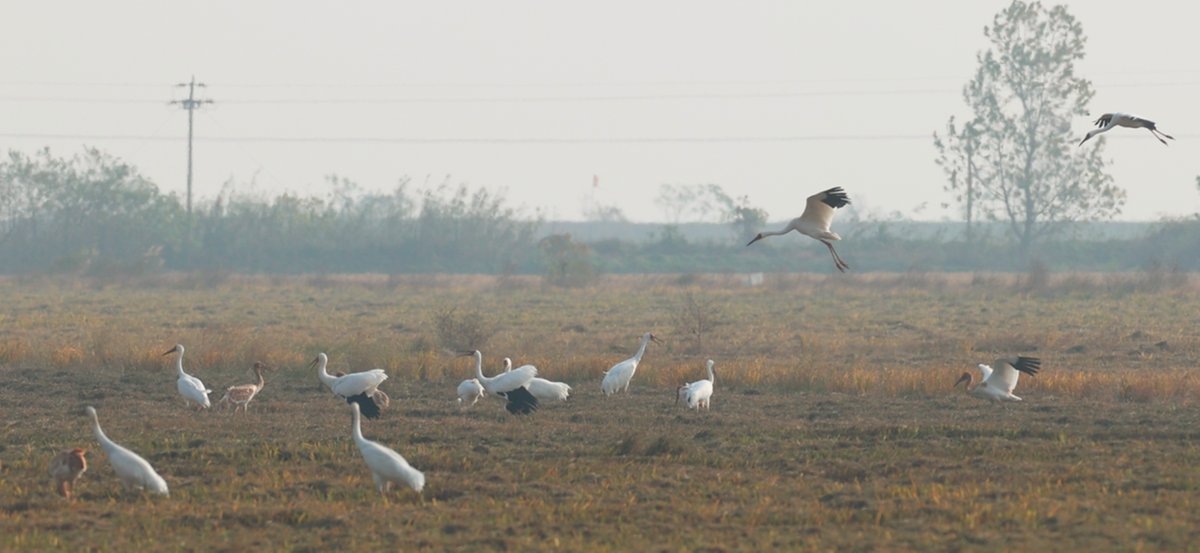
[88,413,113,449]
[253,367,265,389]
[633,335,651,362]
[706,362,715,383]
[351,407,365,444]
[316,355,336,386]
[473,352,486,382]
[762,226,793,239]
[503,358,512,373]
[174,353,186,378]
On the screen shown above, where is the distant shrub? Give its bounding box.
[432,306,495,352]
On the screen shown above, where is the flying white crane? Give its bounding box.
[456,378,485,407]
[313,353,388,419]
[48,448,88,500]
[1079,112,1175,146]
[217,362,269,413]
[955,356,1042,402]
[348,402,425,496]
[503,358,571,402]
[601,332,662,396]
[683,359,716,410]
[84,406,169,496]
[747,186,852,272]
[163,344,211,409]
[460,350,539,414]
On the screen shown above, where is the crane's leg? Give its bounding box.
[821,240,849,272]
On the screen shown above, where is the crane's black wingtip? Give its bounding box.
[1014,356,1041,377]
[501,386,540,415]
[820,187,851,209]
[346,393,383,418]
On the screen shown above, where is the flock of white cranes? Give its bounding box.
[48,110,1166,501]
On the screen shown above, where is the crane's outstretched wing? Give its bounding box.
[989,356,1040,394]
[977,364,994,381]
[798,187,850,229]
[501,386,539,415]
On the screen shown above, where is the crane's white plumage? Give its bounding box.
[601,332,661,396]
[747,187,852,272]
[85,406,168,496]
[684,359,716,410]
[503,358,571,402]
[349,402,424,495]
[164,344,211,409]
[456,378,485,407]
[461,350,539,414]
[313,352,389,419]
[1079,112,1174,146]
[955,356,1041,402]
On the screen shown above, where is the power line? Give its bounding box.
[2,131,1195,144]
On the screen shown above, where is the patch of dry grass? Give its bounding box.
[0,272,1198,550]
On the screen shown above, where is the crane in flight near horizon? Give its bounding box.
[1079,113,1174,146]
[747,186,852,272]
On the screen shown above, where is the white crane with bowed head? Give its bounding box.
[348,403,425,496]
[601,332,662,396]
[456,378,485,407]
[163,344,211,409]
[747,186,852,272]
[681,359,716,410]
[84,406,169,496]
[955,356,1042,402]
[460,350,539,414]
[1079,112,1175,146]
[503,358,571,402]
[313,353,389,419]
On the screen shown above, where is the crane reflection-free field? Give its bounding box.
[1,272,1199,551]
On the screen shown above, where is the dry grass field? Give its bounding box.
[1,272,1199,551]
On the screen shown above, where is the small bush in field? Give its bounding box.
[432,306,495,352]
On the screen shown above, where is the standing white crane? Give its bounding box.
[601,332,662,396]
[456,378,485,407]
[1079,112,1175,146]
[84,406,169,496]
[348,402,425,496]
[503,358,571,402]
[163,344,211,409]
[955,356,1042,402]
[682,359,716,410]
[217,362,269,413]
[460,350,539,414]
[747,186,852,272]
[313,353,388,419]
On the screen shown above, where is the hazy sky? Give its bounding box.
[2,1,1197,222]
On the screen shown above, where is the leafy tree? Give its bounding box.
[934,1,1124,252]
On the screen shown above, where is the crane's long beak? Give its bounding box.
[747,234,763,246]
[308,357,319,369]
[954,373,971,388]
[161,346,177,356]
[457,350,478,357]
[650,334,663,345]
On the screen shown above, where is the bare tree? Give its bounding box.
[934,1,1124,252]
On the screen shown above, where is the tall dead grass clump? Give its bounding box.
[432,306,496,352]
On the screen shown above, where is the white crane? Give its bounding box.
[48,448,88,500]
[348,402,425,496]
[601,332,662,396]
[456,378,485,407]
[460,350,539,414]
[84,406,169,496]
[163,344,211,409]
[747,186,852,272]
[503,358,571,402]
[682,359,716,410]
[955,356,1042,402]
[1079,113,1175,146]
[313,353,388,419]
[217,362,269,413]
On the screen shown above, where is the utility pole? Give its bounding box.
[170,76,213,218]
